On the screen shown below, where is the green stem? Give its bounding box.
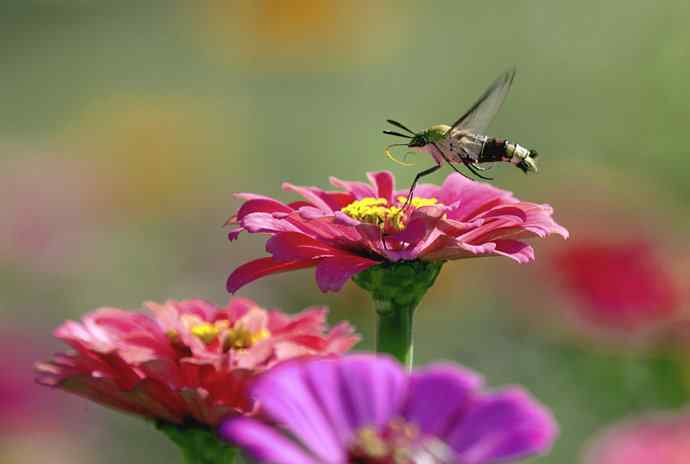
[156,421,237,464]
[374,297,415,368]
[353,260,444,369]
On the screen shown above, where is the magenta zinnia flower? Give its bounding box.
[36,297,358,426]
[583,410,690,464]
[227,171,567,293]
[221,354,557,463]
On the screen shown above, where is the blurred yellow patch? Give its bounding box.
[197,0,403,69]
[67,97,228,218]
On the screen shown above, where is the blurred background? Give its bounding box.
[2,1,690,463]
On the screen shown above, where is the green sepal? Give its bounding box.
[353,260,444,314]
[156,421,237,464]
[353,260,444,368]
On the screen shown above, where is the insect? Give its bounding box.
[383,68,538,208]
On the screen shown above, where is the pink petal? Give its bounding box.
[439,174,515,221]
[241,212,302,235]
[266,232,338,261]
[227,227,244,241]
[319,191,355,211]
[220,418,320,464]
[367,171,395,203]
[235,198,293,221]
[282,183,333,212]
[227,257,316,293]
[492,239,535,263]
[315,255,379,292]
[329,176,375,199]
[390,205,445,245]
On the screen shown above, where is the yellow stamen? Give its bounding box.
[191,323,222,344]
[396,196,439,208]
[177,315,231,344]
[341,196,440,231]
[352,427,389,459]
[224,325,271,351]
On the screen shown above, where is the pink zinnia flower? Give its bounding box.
[227,171,567,293]
[221,354,557,463]
[36,297,358,426]
[552,239,682,332]
[583,410,690,464]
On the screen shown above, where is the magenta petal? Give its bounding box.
[241,212,301,235]
[329,176,375,199]
[492,239,535,263]
[300,358,359,446]
[315,255,379,292]
[235,198,293,221]
[391,217,429,244]
[448,388,558,463]
[404,182,438,199]
[391,206,444,244]
[220,418,319,464]
[250,361,348,462]
[439,173,514,220]
[227,227,243,241]
[227,257,316,293]
[283,183,333,212]
[367,171,395,203]
[402,364,482,439]
[335,355,408,429]
[266,232,338,261]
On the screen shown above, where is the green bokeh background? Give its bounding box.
[2,2,690,463]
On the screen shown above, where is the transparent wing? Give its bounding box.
[449,68,516,134]
[437,131,485,162]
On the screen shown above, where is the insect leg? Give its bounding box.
[402,163,441,210]
[464,161,494,180]
[432,142,473,180]
[470,162,492,171]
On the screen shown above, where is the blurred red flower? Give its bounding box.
[552,239,682,332]
[584,410,690,464]
[36,298,358,426]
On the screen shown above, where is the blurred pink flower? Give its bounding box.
[227,171,568,293]
[584,410,690,464]
[552,240,681,332]
[0,330,81,434]
[36,298,359,426]
[0,155,101,273]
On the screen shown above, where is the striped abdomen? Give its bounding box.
[478,137,538,173]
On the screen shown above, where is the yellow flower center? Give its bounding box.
[352,427,389,460]
[190,322,222,344]
[167,314,271,349]
[340,196,439,231]
[348,418,427,463]
[224,325,271,350]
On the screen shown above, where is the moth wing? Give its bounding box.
[448,68,516,134]
[434,135,466,163]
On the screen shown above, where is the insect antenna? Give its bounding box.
[384,144,415,167]
[382,130,412,139]
[386,119,416,135]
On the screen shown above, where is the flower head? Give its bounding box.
[220,354,557,463]
[35,298,358,426]
[552,239,681,332]
[584,410,690,464]
[227,171,567,293]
